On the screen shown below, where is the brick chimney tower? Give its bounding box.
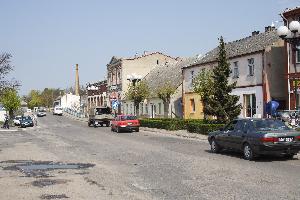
[75,64,80,96]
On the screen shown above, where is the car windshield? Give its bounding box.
[120,115,137,120]
[95,107,111,115]
[252,120,290,131]
[56,108,62,110]
[22,116,32,120]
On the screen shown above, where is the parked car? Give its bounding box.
[20,116,34,128]
[13,116,22,126]
[37,109,47,117]
[208,118,300,160]
[27,109,32,113]
[111,115,140,133]
[53,107,63,116]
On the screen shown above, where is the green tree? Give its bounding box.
[207,36,241,122]
[1,89,21,118]
[157,82,177,118]
[125,81,149,117]
[193,69,214,120]
[28,90,43,109]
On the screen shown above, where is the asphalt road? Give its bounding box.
[0,114,300,200]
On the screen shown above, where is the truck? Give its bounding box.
[88,106,113,127]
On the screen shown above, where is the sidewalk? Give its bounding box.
[141,127,208,141]
[0,126,19,132]
[63,112,88,123]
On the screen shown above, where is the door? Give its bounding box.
[228,120,247,150]
[217,120,238,148]
[244,94,256,117]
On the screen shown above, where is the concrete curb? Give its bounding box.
[63,112,88,123]
[140,127,208,142]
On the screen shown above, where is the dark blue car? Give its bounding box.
[208,119,300,160]
[20,116,34,128]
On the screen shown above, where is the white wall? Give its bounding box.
[231,86,263,118]
[60,94,80,110]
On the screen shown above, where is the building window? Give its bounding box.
[157,60,159,65]
[233,61,239,78]
[118,71,121,81]
[126,104,128,115]
[297,46,300,63]
[190,70,195,83]
[243,94,256,118]
[145,104,148,114]
[248,58,254,76]
[158,103,161,115]
[190,99,195,113]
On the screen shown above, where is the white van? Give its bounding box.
[53,107,63,116]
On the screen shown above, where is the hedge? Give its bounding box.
[139,118,224,135]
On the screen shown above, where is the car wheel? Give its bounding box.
[106,122,110,127]
[243,143,255,161]
[284,154,295,159]
[210,138,221,153]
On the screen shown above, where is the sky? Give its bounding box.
[1,0,299,95]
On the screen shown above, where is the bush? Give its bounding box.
[139,118,224,134]
[186,122,224,135]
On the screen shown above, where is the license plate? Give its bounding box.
[278,137,294,142]
[94,122,98,125]
[128,122,132,125]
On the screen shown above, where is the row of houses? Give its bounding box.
[86,7,300,119]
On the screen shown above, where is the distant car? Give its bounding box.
[20,116,34,128]
[13,116,22,126]
[111,115,140,133]
[208,118,300,160]
[37,109,47,117]
[53,107,63,116]
[27,109,32,113]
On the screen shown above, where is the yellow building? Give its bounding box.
[183,92,204,119]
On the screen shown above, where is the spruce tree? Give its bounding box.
[207,36,241,123]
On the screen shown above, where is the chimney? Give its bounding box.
[252,31,260,36]
[75,64,80,96]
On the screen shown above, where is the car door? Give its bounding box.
[217,120,238,148]
[228,120,247,150]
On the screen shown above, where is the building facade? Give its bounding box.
[86,80,107,111]
[281,7,300,110]
[183,28,286,119]
[122,58,196,118]
[106,52,177,113]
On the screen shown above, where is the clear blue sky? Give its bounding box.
[1,0,299,95]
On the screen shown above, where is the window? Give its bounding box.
[157,60,159,65]
[224,120,237,131]
[190,99,195,113]
[126,104,128,115]
[158,103,161,115]
[244,94,256,118]
[248,58,254,76]
[233,61,239,78]
[190,70,195,83]
[297,46,300,63]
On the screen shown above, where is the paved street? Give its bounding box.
[0,114,299,200]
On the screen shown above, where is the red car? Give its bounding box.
[111,115,140,133]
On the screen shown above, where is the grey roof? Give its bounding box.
[144,57,198,98]
[188,30,280,67]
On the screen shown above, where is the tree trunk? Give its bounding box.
[163,100,170,118]
[135,103,140,117]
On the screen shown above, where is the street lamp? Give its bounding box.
[277,21,300,110]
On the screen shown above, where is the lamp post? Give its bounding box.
[277,21,300,110]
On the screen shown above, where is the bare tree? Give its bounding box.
[0,53,20,93]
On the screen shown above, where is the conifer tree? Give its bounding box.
[207,36,241,122]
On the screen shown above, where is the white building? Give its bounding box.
[183,28,286,119]
[59,93,80,110]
